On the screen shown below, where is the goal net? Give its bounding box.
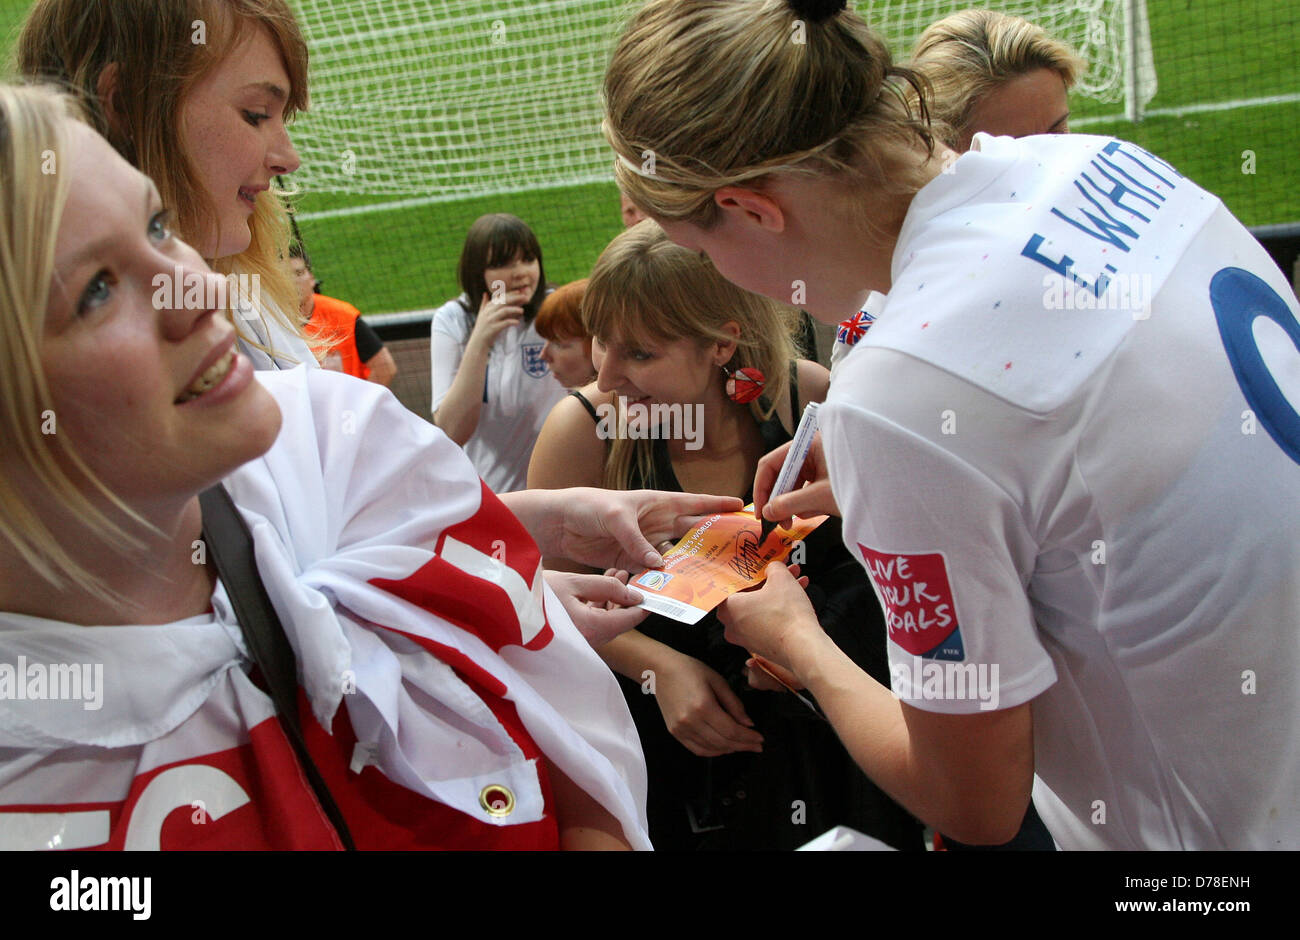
[290,0,626,197]
[287,0,1149,198]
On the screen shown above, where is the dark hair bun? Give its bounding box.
[787,0,847,23]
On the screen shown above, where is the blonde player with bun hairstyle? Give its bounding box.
[15,0,314,369]
[604,0,1300,850]
[911,8,1086,150]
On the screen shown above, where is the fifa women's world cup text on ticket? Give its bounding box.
[630,505,826,624]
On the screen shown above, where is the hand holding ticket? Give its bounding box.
[631,503,827,624]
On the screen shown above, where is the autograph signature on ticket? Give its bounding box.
[632,505,827,624]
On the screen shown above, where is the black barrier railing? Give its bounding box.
[368,223,1300,422]
[1252,223,1300,290]
[370,222,1300,350]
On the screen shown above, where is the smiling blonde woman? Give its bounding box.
[0,85,756,851]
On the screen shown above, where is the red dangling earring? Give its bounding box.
[722,362,766,404]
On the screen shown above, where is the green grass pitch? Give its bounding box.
[1,0,1295,317]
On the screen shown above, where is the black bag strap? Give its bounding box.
[199,485,356,850]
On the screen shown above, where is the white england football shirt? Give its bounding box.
[823,133,1300,849]
[430,297,567,493]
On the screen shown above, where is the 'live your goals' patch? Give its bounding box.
[857,546,964,661]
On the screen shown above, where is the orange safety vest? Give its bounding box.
[306,294,369,379]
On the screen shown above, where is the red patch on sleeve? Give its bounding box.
[857,546,960,656]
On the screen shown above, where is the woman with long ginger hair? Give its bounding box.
[16,0,314,369]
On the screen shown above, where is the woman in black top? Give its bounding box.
[528,221,922,850]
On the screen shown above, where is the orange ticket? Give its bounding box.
[632,504,827,624]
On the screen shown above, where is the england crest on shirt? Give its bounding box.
[521,343,550,378]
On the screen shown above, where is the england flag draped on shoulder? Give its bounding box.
[0,369,650,850]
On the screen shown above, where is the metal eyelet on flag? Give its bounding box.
[479,784,515,818]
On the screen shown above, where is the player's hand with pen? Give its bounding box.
[752,430,840,529]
